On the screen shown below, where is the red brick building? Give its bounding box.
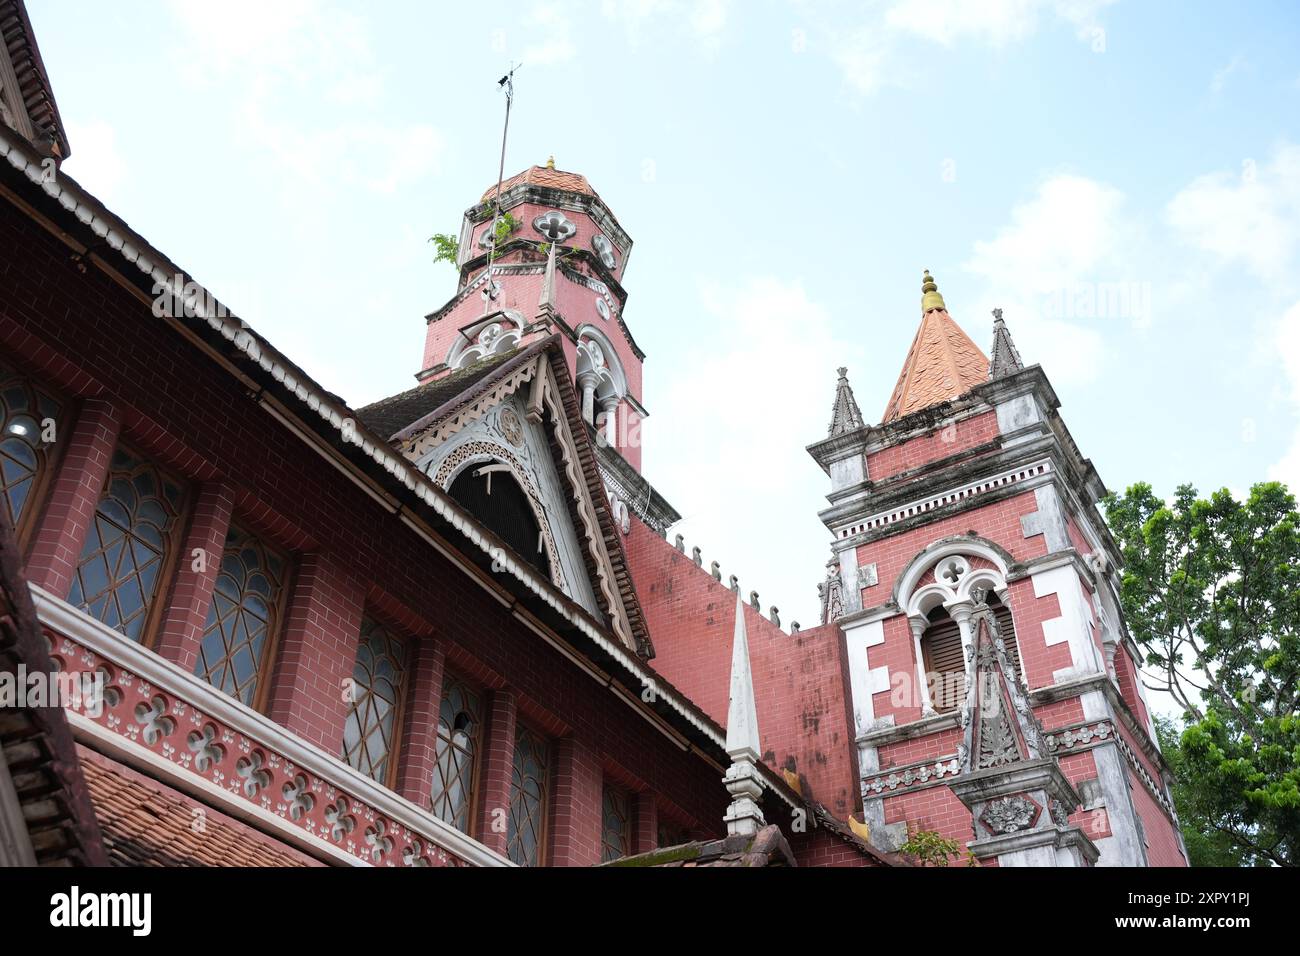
[0,2,1182,868]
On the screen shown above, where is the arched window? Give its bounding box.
[430,674,483,833]
[68,447,186,644]
[341,617,408,784]
[0,360,64,539]
[194,525,289,708]
[601,785,632,862]
[448,463,551,578]
[920,593,1024,713]
[507,724,551,867]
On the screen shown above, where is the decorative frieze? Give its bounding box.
[838,460,1052,540]
[863,756,962,796]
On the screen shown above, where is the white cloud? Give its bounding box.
[1166,145,1300,282]
[963,174,1146,384]
[827,0,1115,95]
[523,3,577,66]
[165,0,441,194]
[60,120,125,203]
[1268,300,1300,493]
[1210,55,1247,94]
[599,0,732,51]
[650,276,860,624]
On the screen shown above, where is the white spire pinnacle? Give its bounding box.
[726,594,760,759]
[723,595,765,836]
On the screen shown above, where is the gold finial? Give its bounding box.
[546,155,556,169]
[921,269,947,314]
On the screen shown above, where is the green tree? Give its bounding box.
[1103,482,1300,866]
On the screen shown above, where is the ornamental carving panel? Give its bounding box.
[979,796,1039,835]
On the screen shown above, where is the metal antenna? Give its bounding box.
[483,63,521,314]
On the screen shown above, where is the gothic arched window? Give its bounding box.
[0,360,64,540]
[193,524,289,708]
[507,724,551,867]
[430,674,483,833]
[601,785,632,862]
[341,617,408,785]
[68,447,187,644]
[448,463,551,578]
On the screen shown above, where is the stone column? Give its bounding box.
[947,599,976,689]
[909,615,935,716]
[600,396,619,447]
[577,371,599,425]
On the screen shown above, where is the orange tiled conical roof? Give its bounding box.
[482,159,598,201]
[881,272,989,422]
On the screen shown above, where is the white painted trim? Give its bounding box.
[31,585,514,868]
[838,459,1052,539]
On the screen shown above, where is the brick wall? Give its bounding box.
[623,517,860,819]
[0,196,724,863]
[866,410,999,482]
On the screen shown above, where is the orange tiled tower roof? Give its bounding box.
[881,271,990,422]
[481,156,598,201]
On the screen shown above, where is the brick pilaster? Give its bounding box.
[477,689,517,858]
[154,480,235,669]
[26,399,121,597]
[265,551,365,750]
[548,736,602,866]
[395,636,446,807]
[634,790,659,853]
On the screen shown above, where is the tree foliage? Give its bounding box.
[1103,481,1300,866]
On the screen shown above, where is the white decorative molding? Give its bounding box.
[863,756,962,796]
[839,460,1052,539]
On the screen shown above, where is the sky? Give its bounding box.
[32,0,1300,649]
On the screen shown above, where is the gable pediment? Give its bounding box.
[369,339,650,657]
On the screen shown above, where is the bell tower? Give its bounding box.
[419,158,648,471]
[807,272,1188,867]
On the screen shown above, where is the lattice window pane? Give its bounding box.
[430,675,483,833]
[341,617,407,783]
[0,360,62,535]
[69,447,185,643]
[194,524,287,706]
[507,725,550,867]
[601,786,632,862]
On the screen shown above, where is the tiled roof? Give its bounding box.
[482,165,597,201]
[603,824,797,867]
[80,748,320,867]
[356,347,524,441]
[882,307,989,422]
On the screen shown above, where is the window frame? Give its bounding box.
[341,613,411,791]
[506,720,552,867]
[600,783,633,863]
[430,670,486,837]
[193,520,294,715]
[0,359,71,551]
[70,440,191,650]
